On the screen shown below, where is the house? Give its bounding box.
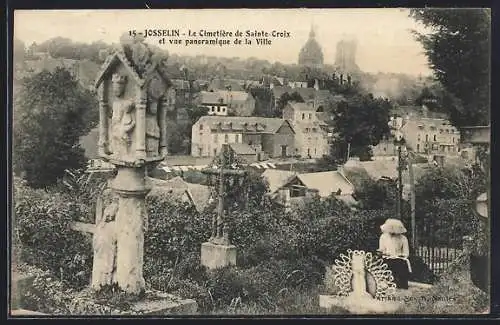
[197,90,256,116]
[191,116,295,159]
[342,158,430,200]
[147,176,212,212]
[271,85,332,113]
[261,169,357,207]
[207,78,245,92]
[459,125,490,165]
[371,136,398,157]
[229,143,259,164]
[288,81,308,89]
[283,102,329,158]
[21,56,100,90]
[400,117,460,156]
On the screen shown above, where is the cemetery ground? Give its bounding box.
[11,173,488,316]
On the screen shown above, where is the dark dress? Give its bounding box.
[383,257,409,289]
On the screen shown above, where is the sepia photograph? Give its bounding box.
[10,8,491,316]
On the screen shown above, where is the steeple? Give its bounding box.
[298,24,323,67]
[309,25,315,39]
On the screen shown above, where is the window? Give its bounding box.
[302,113,305,120]
[222,107,226,112]
[417,144,420,151]
[235,134,239,143]
[199,124,203,131]
[217,107,221,112]
[312,128,317,132]
[433,134,437,141]
[224,134,229,143]
[308,113,312,119]
[417,134,421,141]
[425,134,429,141]
[452,137,455,143]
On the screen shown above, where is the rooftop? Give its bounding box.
[196,116,293,134]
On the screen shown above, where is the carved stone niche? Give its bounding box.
[94,46,171,167]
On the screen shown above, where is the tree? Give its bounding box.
[13,68,98,188]
[354,178,398,210]
[328,94,392,162]
[410,9,491,127]
[13,38,25,63]
[249,86,273,117]
[275,92,304,118]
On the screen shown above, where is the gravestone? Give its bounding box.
[201,144,247,269]
[320,250,401,314]
[70,36,197,314]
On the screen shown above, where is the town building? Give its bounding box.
[191,116,295,159]
[400,117,460,156]
[372,105,461,160]
[271,84,332,112]
[19,55,100,90]
[197,90,256,116]
[261,169,357,208]
[298,26,324,68]
[207,77,246,92]
[459,125,490,164]
[371,136,398,157]
[283,102,330,158]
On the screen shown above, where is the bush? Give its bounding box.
[14,182,93,289]
[144,194,211,273]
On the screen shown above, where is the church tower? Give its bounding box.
[334,36,360,74]
[298,25,324,68]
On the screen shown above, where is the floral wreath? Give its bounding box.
[331,249,397,300]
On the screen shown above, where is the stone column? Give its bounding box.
[135,91,147,161]
[111,166,151,295]
[159,97,168,157]
[97,85,109,156]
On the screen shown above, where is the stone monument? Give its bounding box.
[70,36,197,314]
[201,144,246,269]
[320,250,401,314]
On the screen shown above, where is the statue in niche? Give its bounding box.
[92,187,119,290]
[109,74,136,158]
[146,75,166,157]
[146,100,161,156]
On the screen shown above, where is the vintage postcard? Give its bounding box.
[11,8,491,316]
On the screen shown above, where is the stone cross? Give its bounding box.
[202,144,246,246]
[72,37,171,295]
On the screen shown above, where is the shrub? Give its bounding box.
[14,182,93,289]
[144,194,211,272]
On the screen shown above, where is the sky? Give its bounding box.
[14,9,432,76]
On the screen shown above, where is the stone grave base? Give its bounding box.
[319,294,401,314]
[201,242,237,269]
[11,309,48,316]
[119,290,197,315]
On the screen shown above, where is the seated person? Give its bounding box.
[377,218,412,289]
